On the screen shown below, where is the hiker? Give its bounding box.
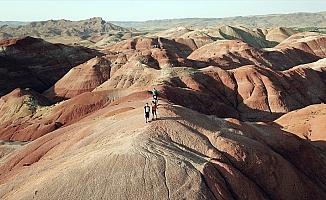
[152,88,159,105]
[144,103,151,123]
[151,101,158,120]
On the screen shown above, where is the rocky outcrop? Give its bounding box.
[0,37,101,96]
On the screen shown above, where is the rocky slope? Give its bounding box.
[0,88,112,141]
[275,104,326,141]
[0,36,100,96]
[0,96,325,199]
[44,56,111,100]
[274,32,326,58]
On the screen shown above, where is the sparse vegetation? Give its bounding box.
[23,96,39,113]
[296,27,326,34]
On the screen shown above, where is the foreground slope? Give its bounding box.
[0,96,325,199]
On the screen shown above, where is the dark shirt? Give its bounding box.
[144,106,150,113]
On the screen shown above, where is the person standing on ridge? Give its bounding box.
[144,103,151,123]
[151,101,158,120]
[152,87,159,105]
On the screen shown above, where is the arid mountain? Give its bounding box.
[0,17,129,38]
[0,18,141,48]
[113,11,326,30]
[1,11,326,50]
[0,24,326,200]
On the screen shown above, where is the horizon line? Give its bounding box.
[1,10,325,23]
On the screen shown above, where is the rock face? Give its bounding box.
[0,36,100,96]
[0,98,325,200]
[44,56,111,100]
[2,33,325,142]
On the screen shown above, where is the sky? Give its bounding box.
[1,0,326,22]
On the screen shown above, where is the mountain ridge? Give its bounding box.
[111,11,326,30]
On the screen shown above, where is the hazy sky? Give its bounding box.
[1,0,326,21]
